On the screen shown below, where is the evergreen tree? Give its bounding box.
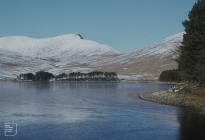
[35,71,54,81]
[177,0,205,82]
[159,70,181,82]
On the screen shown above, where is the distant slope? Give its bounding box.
[98,33,183,80]
[0,33,183,80]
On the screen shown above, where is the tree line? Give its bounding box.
[17,71,119,81]
[18,71,54,81]
[160,0,205,83]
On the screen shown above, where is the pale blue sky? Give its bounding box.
[0,0,196,52]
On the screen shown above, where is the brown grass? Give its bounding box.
[139,85,205,113]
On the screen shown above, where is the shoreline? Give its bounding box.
[0,78,161,83]
[139,86,205,114]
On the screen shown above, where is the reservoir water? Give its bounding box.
[0,81,204,140]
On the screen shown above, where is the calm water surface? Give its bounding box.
[0,81,204,140]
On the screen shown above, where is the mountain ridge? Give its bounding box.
[0,33,183,80]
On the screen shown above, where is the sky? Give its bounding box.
[0,0,196,52]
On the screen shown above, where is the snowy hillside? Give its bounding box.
[0,33,184,80]
[98,32,184,80]
[0,34,121,58]
[0,34,121,78]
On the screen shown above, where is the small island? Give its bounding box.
[17,71,119,82]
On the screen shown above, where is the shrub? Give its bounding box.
[35,71,54,81]
[159,70,181,82]
[18,73,35,80]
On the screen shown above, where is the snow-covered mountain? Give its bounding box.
[97,32,184,80]
[0,34,121,79]
[0,34,121,59]
[0,33,183,80]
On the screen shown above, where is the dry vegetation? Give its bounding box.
[139,84,205,113]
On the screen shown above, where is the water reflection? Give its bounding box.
[179,108,205,140]
[1,81,203,140]
[65,82,118,89]
[16,81,51,88]
[15,81,119,90]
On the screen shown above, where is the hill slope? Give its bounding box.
[0,34,121,78]
[98,33,183,80]
[0,33,183,80]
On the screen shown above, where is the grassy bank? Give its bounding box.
[139,84,205,114]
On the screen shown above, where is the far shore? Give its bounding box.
[0,78,182,85]
[0,77,157,83]
[0,78,178,83]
